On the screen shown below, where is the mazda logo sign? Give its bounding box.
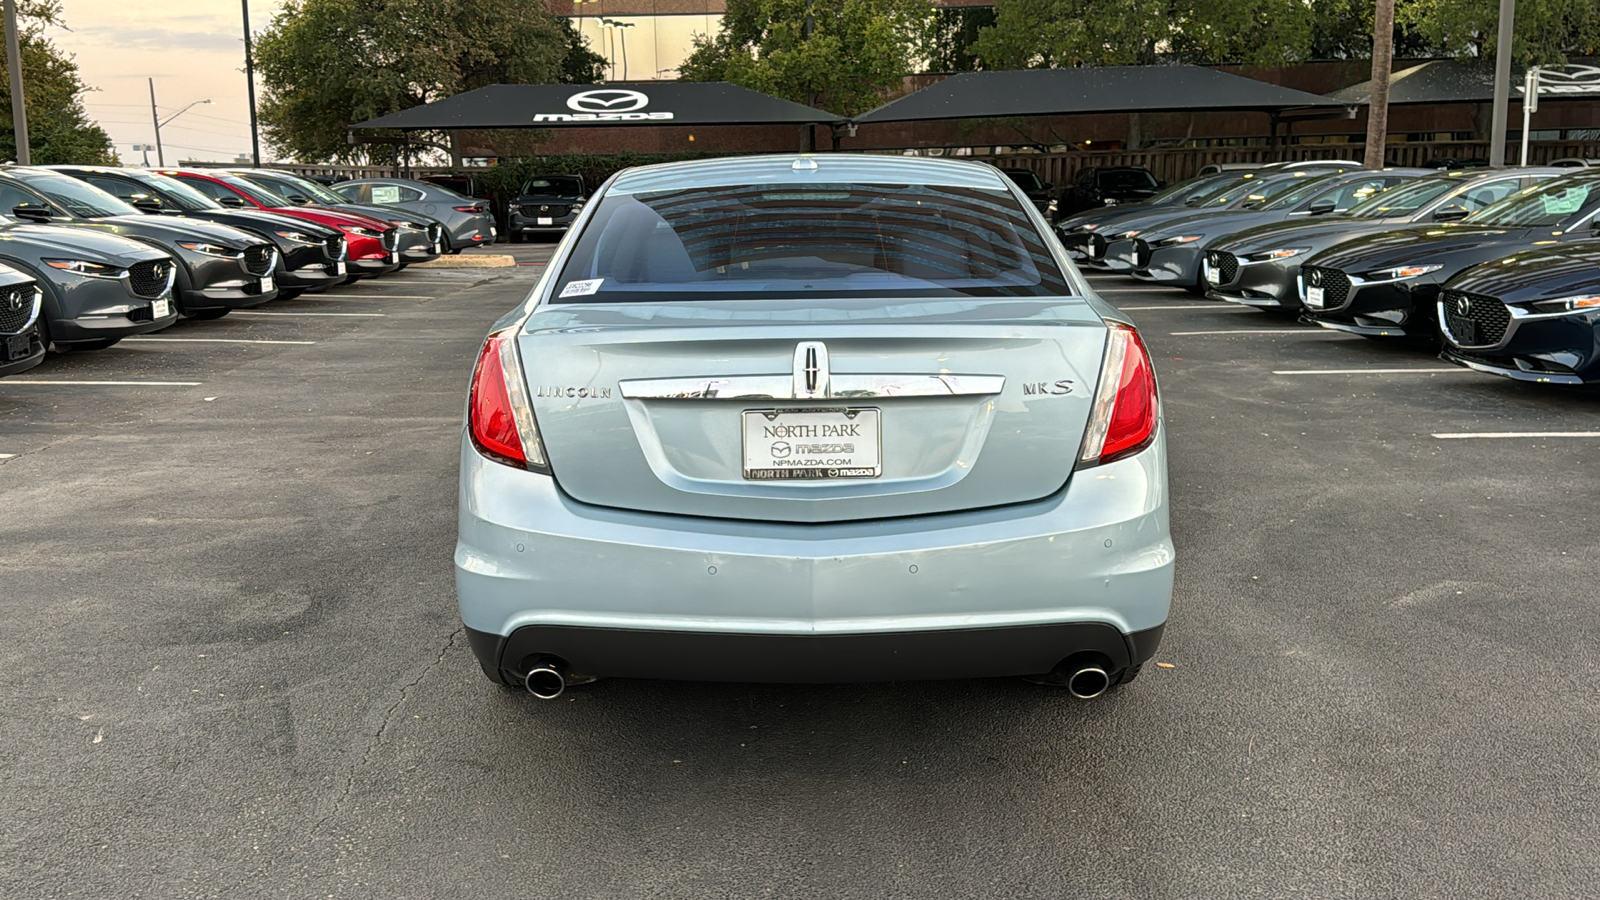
[567,89,649,113]
[1456,295,1472,316]
[4,292,20,312]
[1309,269,1322,286]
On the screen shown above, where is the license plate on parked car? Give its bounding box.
[537,217,554,226]
[1305,286,1325,309]
[742,408,881,480]
[261,276,274,292]
[1453,319,1477,344]
[4,333,28,361]
[152,297,172,319]
[1202,260,1218,283]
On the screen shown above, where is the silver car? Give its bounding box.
[332,178,497,253]
[456,155,1172,700]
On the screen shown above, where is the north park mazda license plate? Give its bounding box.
[742,408,881,480]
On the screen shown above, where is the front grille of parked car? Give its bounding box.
[1087,233,1108,259]
[1132,239,1152,269]
[1302,266,1351,310]
[1205,250,1239,285]
[1440,290,1511,347]
[523,203,570,218]
[0,284,37,334]
[242,244,275,276]
[325,234,347,261]
[382,228,399,252]
[128,260,172,298]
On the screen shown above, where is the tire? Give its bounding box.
[184,308,230,320]
[276,288,305,301]
[509,230,523,244]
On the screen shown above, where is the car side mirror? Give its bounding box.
[218,196,245,208]
[131,197,163,213]
[288,194,312,204]
[1433,204,1471,222]
[12,203,54,222]
[1307,199,1337,216]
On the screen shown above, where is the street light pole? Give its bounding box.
[1488,0,1515,167]
[149,77,164,166]
[4,0,30,164]
[242,0,260,166]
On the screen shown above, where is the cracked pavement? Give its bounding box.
[2,254,1599,898]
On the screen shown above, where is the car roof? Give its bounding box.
[610,154,1012,195]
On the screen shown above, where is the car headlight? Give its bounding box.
[1110,230,1140,240]
[1103,198,1119,207]
[43,259,123,278]
[273,230,319,244]
[341,226,381,237]
[1154,235,1203,247]
[393,220,423,229]
[177,241,238,256]
[1072,223,1099,232]
[1248,247,1307,262]
[1368,264,1443,281]
[1528,294,1600,313]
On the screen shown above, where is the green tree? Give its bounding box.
[254,0,605,163]
[928,6,996,72]
[972,0,1314,68]
[1400,0,1600,64]
[0,1,116,164]
[678,0,935,116]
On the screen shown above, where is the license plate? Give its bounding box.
[261,276,274,293]
[433,241,442,254]
[742,408,881,480]
[4,332,28,361]
[537,217,554,226]
[386,253,396,264]
[152,297,173,318]
[1452,319,1477,344]
[329,261,347,276]
[1305,286,1325,309]
[1202,260,1218,283]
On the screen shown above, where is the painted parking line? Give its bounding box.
[0,453,15,459]
[230,311,386,317]
[1119,304,1244,311]
[123,337,316,345]
[1272,367,1465,375]
[1096,287,1184,294]
[1432,431,1600,440]
[1169,329,1335,336]
[2,380,203,386]
[322,294,433,299]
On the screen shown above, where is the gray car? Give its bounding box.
[456,155,1172,699]
[332,178,496,253]
[0,218,178,351]
[0,167,277,318]
[0,263,45,376]
[229,170,445,266]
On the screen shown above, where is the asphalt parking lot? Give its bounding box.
[3,253,1598,898]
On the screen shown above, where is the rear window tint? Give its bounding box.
[551,182,1072,302]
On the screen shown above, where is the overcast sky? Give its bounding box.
[47,0,288,165]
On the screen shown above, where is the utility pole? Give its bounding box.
[1362,0,1395,169]
[4,0,29,164]
[1487,0,1515,167]
[801,0,816,152]
[149,78,164,166]
[243,0,261,166]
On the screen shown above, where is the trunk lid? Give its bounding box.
[519,298,1107,523]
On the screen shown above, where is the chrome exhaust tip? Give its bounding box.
[524,658,568,700]
[1066,666,1110,700]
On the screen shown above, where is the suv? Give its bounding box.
[508,175,586,243]
[1056,166,1160,218]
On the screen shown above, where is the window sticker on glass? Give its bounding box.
[1541,186,1590,216]
[559,278,604,298]
[371,185,401,204]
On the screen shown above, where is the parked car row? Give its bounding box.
[0,166,494,378]
[1057,163,1600,385]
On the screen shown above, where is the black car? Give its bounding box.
[47,166,349,300]
[1056,166,1160,219]
[1055,171,1258,258]
[1204,167,1561,312]
[0,264,45,376]
[0,167,278,317]
[1437,241,1600,385]
[508,174,586,242]
[996,168,1053,217]
[1299,170,1600,341]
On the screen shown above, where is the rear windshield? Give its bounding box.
[550,181,1073,302]
[1001,170,1044,191]
[522,176,584,196]
[1098,169,1158,191]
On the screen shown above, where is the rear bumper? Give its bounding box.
[456,434,1174,684]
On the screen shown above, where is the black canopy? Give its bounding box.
[351,82,842,131]
[1329,58,1600,105]
[854,66,1350,124]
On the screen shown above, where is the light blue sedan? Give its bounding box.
[456,155,1173,699]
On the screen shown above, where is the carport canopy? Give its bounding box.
[853,65,1353,123]
[1329,58,1600,105]
[350,82,843,131]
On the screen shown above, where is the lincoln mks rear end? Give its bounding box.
[456,156,1173,699]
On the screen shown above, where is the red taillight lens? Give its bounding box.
[1077,322,1159,467]
[468,330,548,471]
[454,205,483,213]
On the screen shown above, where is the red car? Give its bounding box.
[153,169,401,278]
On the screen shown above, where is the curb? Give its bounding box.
[412,255,517,269]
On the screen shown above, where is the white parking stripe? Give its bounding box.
[1273,367,1464,375]
[0,453,15,459]
[1170,329,1332,336]
[1432,432,1600,440]
[1119,304,1243,310]
[325,294,432,299]
[231,311,386,317]
[1096,288,1180,293]
[2,380,203,386]
[123,338,315,345]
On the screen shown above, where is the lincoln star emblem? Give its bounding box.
[793,341,830,399]
[1456,295,1472,316]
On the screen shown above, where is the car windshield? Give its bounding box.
[267,172,348,205]
[522,176,584,196]
[1146,174,1221,204]
[1003,170,1044,192]
[1466,179,1599,227]
[1097,169,1158,191]
[127,171,221,211]
[1236,175,1326,208]
[220,174,293,207]
[1344,177,1458,217]
[1183,175,1256,207]
[1259,175,1340,210]
[553,181,1072,303]
[24,174,139,217]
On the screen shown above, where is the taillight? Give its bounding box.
[468,329,549,472]
[1077,321,1158,468]
[454,205,482,213]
